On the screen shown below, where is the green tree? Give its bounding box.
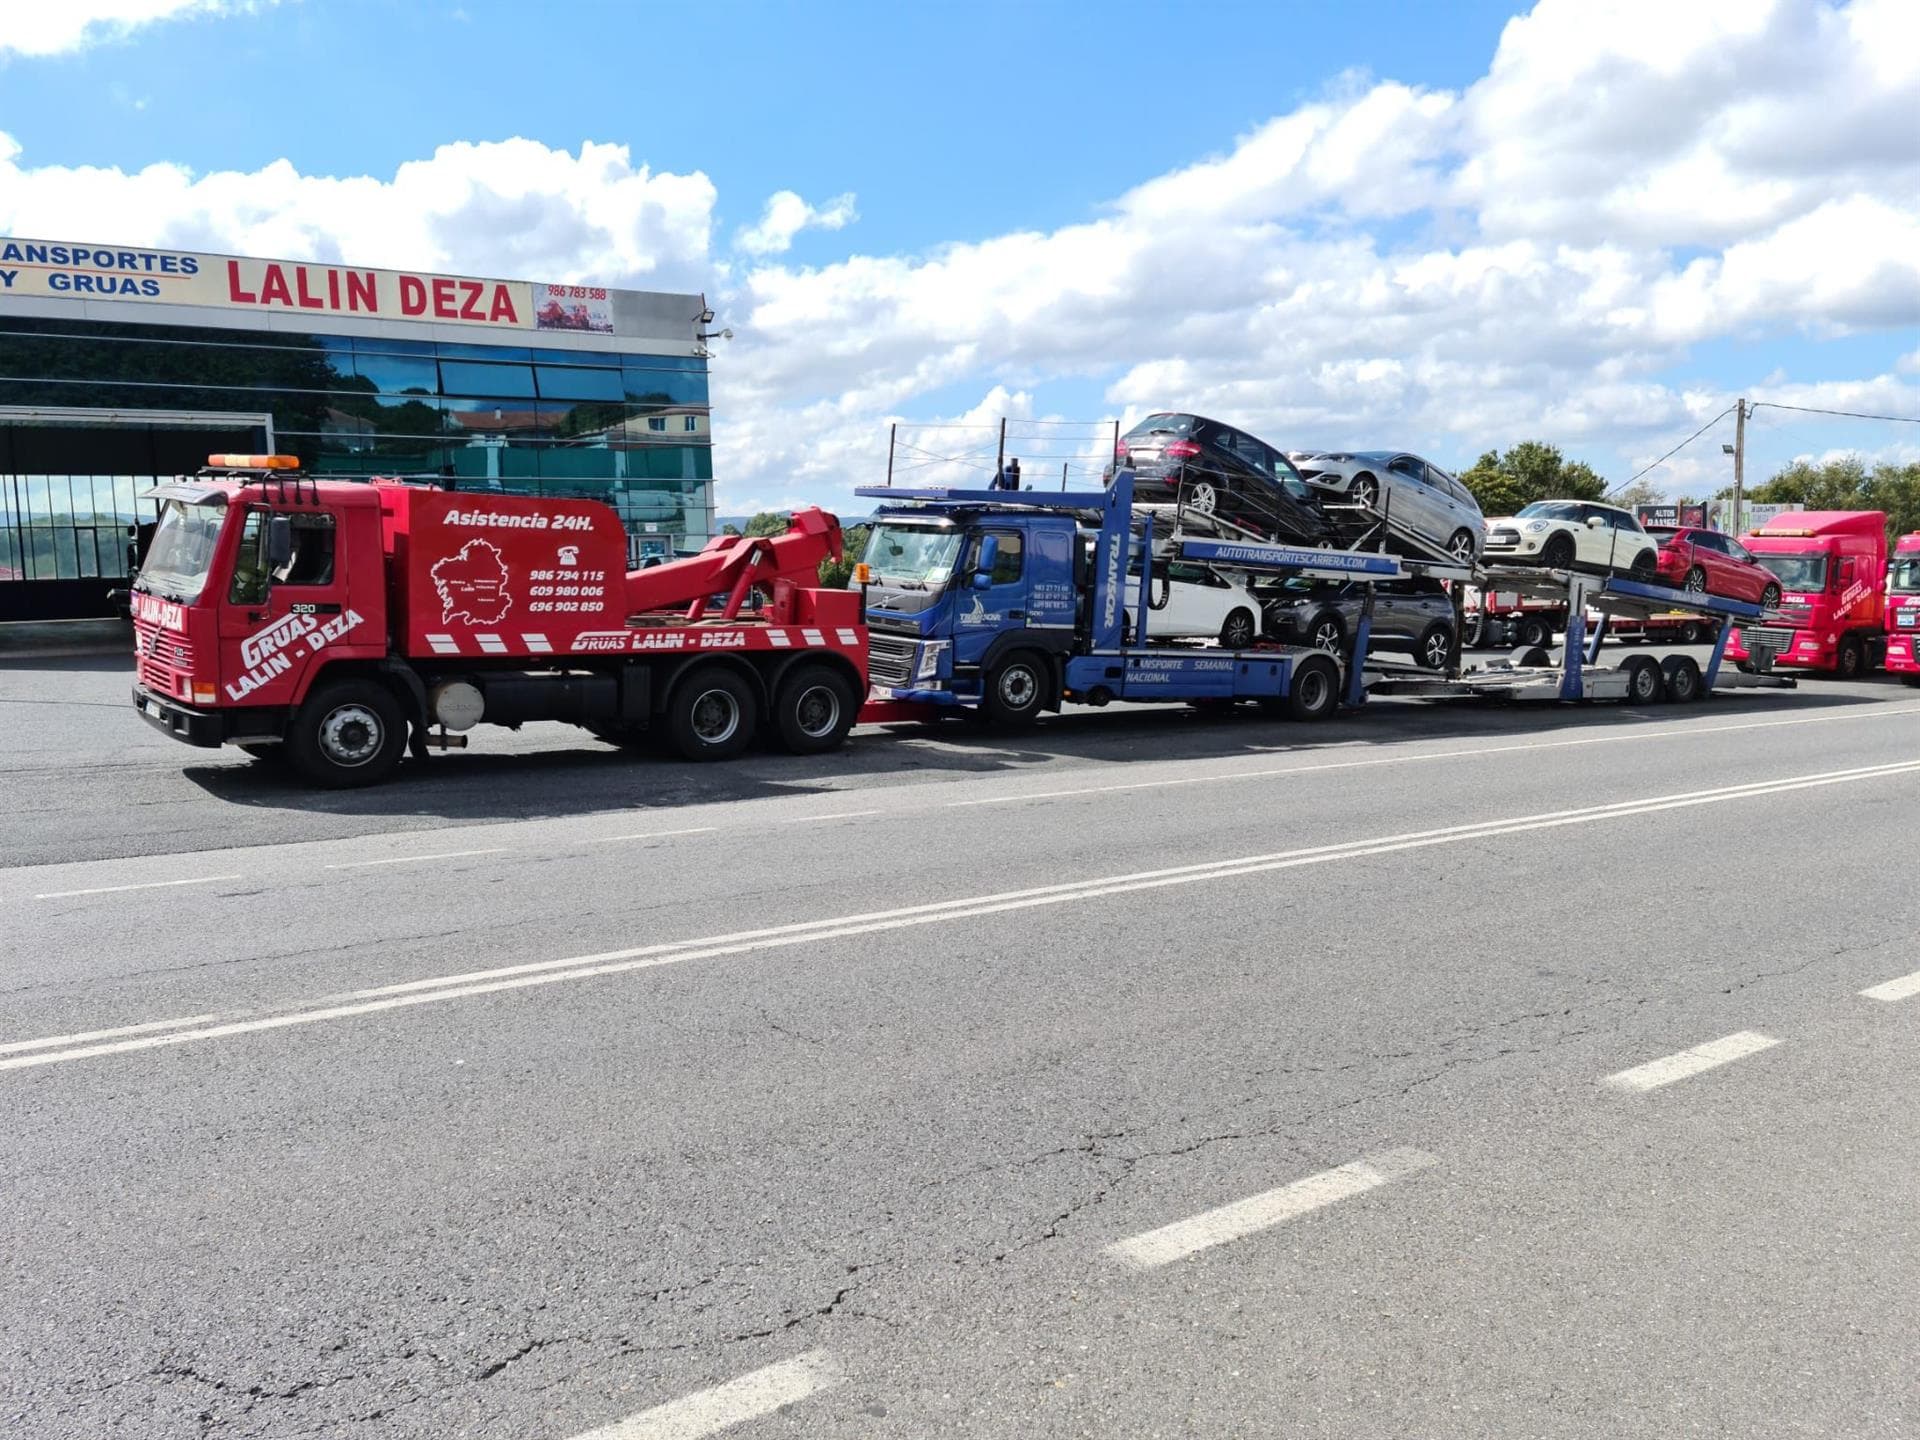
[743,511,790,537]
[1457,441,1607,515]
[818,524,871,588]
[1741,456,1920,540]
[721,523,743,537]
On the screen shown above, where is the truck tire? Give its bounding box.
[1288,654,1340,721]
[984,650,1049,728]
[665,666,758,761]
[771,664,857,755]
[1835,635,1865,679]
[286,679,405,788]
[1517,616,1551,649]
[1660,655,1703,703]
[1622,654,1664,705]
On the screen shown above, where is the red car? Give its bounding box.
[1650,527,1782,608]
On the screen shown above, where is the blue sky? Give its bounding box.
[2,0,1917,511]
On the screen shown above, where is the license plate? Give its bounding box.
[1900,612,1917,628]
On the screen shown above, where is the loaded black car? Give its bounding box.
[1106,413,1341,546]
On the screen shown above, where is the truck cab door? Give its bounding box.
[951,527,1029,670]
[217,506,357,705]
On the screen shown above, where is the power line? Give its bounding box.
[1749,401,1920,425]
[1613,403,1737,495]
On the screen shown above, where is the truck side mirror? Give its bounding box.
[268,514,294,569]
[972,534,999,589]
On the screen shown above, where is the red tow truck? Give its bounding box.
[1727,510,1887,678]
[130,457,867,785]
[1886,532,1920,682]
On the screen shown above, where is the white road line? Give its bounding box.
[1106,1148,1437,1270]
[0,1014,226,1056]
[33,875,240,900]
[7,760,1919,1072]
[323,849,508,870]
[779,810,880,823]
[582,827,719,845]
[1603,1031,1781,1091]
[944,703,1920,808]
[563,1351,839,1440]
[1860,969,1920,1003]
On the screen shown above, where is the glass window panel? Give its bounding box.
[534,365,626,402]
[25,526,55,580]
[22,473,52,523]
[528,346,620,367]
[617,353,706,372]
[441,397,548,438]
[621,368,709,406]
[543,399,628,441]
[439,360,536,398]
[540,446,620,480]
[437,341,533,362]
[51,526,79,579]
[76,529,100,578]
[354,352,439,394]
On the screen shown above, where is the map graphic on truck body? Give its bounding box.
[431,540,512,625]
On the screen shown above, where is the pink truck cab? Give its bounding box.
[1885,532,1920,681]
[1726,510,1887,678]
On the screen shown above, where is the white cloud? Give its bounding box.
[0,0,274,57]
[734,190,857,257]
[0,133,718,289]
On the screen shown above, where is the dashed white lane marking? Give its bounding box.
[6,760,1917,1072]
[1603,1031,1781,1091]
[0,1014,226,1056]
[34,875,240,900]
[324,849,508,870]
[582,827,719,845]
[565,1350,839,1440]
[1860,969,1920,1003]
[944,703,1920,808]
[1106,1148,1437,1270]
[778,810,880,823]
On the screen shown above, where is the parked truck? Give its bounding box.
[130,457,866,785]
[1886,531,1920,682]
[1726,510,1887,677]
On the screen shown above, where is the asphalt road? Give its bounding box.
[4,647,1919,1438]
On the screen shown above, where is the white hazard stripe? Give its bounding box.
[766,629,791,647]
[426,634,459,655]
[522,633,552,652]
[476,634,509,654]
[801,628,826,646]
[835,628,860,646]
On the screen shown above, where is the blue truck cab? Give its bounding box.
[855,470,1367,726]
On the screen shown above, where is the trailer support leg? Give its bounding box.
[1585,612,1611,665]
[1704,618,1732,688]
[1346,591,1376,707]
[1559,578,1589,701]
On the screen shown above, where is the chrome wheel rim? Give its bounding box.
[793,684,841,739]
[318,704,382,767]
[1312,622,1342,652]
[998,667,1038,709]
[690,688,741,745]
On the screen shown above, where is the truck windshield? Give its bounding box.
[137,499,226,603]
[1890,556,1920,593]
[1754,553,1828,591]
[865,523,962,587]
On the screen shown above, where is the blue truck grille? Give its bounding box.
[867,633,917,687]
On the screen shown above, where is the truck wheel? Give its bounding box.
[1517,616,1551,649]
[772,665,857,755]
[1836,636,1865,679]
[984,651,1050,727]
[1219,608,1257,649]
[286,679,405,788]
[1676,621,1705,644]
[666,666,758,761]
[1660,655,1703,703]
[1622,654,1664,704]
[1288,654,1340,721]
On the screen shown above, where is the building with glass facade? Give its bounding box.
[0,238,713,620]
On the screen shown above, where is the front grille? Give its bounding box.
[1486,528,1521,547]
[1743,625,1794,654]
[134,620,195,697]
[867,633,917,687]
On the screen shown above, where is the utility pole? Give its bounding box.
[1732,397,1746,534]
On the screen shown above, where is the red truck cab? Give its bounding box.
[1885,532,1920,681]
[1726,510,1887,677]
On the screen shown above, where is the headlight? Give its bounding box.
[1524,521,1551,533]
[915,640,947,680]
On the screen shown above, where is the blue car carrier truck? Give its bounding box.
[853,469,1795,728]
